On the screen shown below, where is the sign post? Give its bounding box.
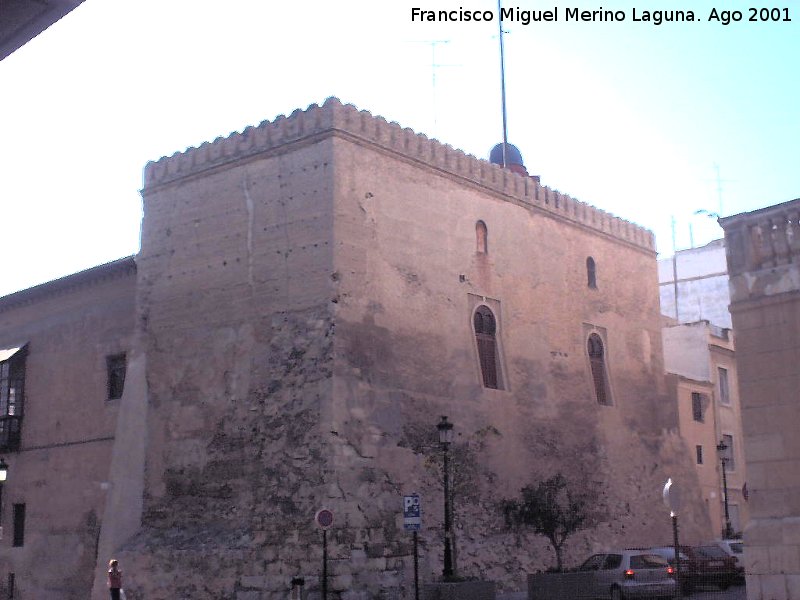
[403,494,422,600]
[663,478,683,599]
[315,509,334,600]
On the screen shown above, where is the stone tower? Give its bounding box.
[86,99,711,599]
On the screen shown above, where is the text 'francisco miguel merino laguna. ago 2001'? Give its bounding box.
[410,6,793,26]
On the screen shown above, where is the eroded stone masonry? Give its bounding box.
[0,99,712,600]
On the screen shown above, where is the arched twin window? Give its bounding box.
[587,333,612,405]
[474,305,501,389]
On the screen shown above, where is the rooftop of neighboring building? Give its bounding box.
[0,0,85,61]
[0,256,135,313]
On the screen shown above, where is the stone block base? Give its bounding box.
[423,580,496,600]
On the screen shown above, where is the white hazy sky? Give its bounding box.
[1,0,797,296]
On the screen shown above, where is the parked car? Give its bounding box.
[647,544,738,593]
[575,550,677,599]
[711,539,745,583]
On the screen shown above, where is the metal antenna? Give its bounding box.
[498,0,509,167]
[406,40,458,135]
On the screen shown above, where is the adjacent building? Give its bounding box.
[658,239,732,329]
[662,320,748,538]
[720,199,800,600]
[0,100,712,599]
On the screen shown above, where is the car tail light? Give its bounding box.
[624,569,635,580]
[667,566,675,575]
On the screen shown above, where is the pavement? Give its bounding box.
[687,583,746,600]
[496,583,746,600]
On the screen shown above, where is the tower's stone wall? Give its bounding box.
[115,101,709,599]
[0,100,713,600]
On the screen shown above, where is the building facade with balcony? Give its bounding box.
[662,321,748,539]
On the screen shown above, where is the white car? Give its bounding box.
[529,550,678,599]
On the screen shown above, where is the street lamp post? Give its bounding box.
[716,440,734,538]
[437,416,455,580]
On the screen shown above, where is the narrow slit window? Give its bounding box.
[107,354,127,400]
[12,503,25,547]
[587,257,597,288]
[696,445,704,464]
[474,306,501,389]
[476,221,488,254]
[587,333,611,405]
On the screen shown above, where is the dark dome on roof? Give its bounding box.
[489,143,524,167]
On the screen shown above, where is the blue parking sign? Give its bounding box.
[403,494,421,531]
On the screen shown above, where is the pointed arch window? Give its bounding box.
[587,333,611,405]
[474,305,501,389]
[476,221,488,254]
[586,257,597,288]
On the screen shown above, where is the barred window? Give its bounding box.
[0,346,26,451]
[587,333,611,405]
[692,392,705,422]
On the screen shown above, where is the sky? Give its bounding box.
[0,0,797,297]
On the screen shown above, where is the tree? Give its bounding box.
[502,473,599,572]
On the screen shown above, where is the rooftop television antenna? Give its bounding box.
[406,40,459,134]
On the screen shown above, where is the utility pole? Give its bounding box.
[498,0,509,167]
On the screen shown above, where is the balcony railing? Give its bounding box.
[721,199,800,276]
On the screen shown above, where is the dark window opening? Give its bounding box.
[474,306,501,389]
[696,445,704,464]
[586,257,597,289]
[476,221,488,254]
[692,392,705,422]
[107,354,127,400]
[12,503,25,547]
[0,348,26,452]
[587,333,611,405]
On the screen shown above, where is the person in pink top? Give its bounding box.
[107,559,123,600]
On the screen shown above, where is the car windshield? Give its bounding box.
[630,554,669,569]
[730,542,743,554]
[697,545,729,558]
